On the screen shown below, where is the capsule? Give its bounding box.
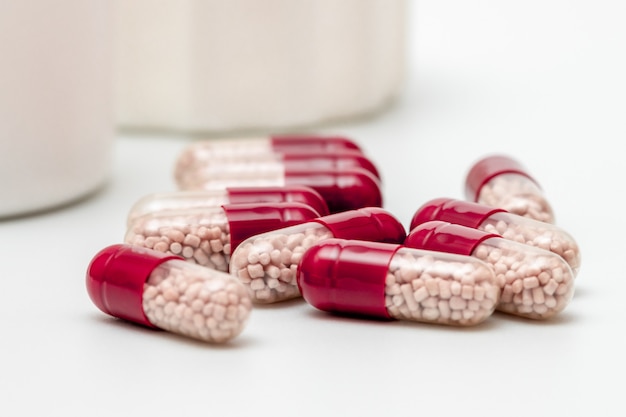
[297,238,500,326]
[86,244,252,343]
[174,135,363,175]
[230,208,406,303]
[175,150,381,190]
[410,197,581,276]
[178,166,382,214]
[125,202,320,272]
[405,221,575,320]
[465,154,555,223]
[127,185,330,226]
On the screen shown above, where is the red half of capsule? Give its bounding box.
[223,202,321,252]
[281,151,381,180]
[226,185,330,216]
[284,167,382,214]
[404,221,500,256]
[86,244,183,327]
[313,207,406,244]
[410,197,506,231]
[297,238,401,319]
[270,135,362,153]
[465,155,540,201]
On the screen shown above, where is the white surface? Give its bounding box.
[1,1,625,416]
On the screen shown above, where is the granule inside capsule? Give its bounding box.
[480,218,581,275]
[477,175,554,223]
[142,262,252,343]
[384,251,500,326]
[473,242,574,319]
[126,212,232,271]
[230,226,335,303]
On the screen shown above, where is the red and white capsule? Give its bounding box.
[127,185,330,226]
[125,202,321,272]
[465,155,555,223]
[175,150,381,190]
[229,207,406,304]
[175,135,363,172]
[178,166,382,214]
[86,244,252,343]
[405,221,575,320]
[410,197,581,276]
[297,238,500,326]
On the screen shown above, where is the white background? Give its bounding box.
[2,1,625,416]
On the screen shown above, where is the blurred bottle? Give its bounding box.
[114,0,407,133]
[0,0,114,218]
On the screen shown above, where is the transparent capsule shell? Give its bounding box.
[127,185,330,226]
[174,135,363,182]
[178,166,382,214]
[86,244,252,343]
[175,150,380,191]
[406,221,575,320]
[297,239,500,326]
[230,222,335,303]
[125,202,320,272]
[465,155,555,223]
[125,207,233,272]
[230,208,407,304]
[410,197,581,276]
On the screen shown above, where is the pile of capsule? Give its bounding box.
[86,135,581,344]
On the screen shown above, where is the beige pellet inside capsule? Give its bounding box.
[230,226,334,303]
[385,250,500,326]
[142,261,252,343]
[126,212,232,272]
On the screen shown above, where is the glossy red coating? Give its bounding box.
[297,238,400,319]
[282,151,381,180]
[226,185,330,216]
[404,221,500,256]
[284,167,382,213]
[313,207,406,244]
[465,155,540,201]
[270,135,362,153]
[223,202,321,252]
[410,197,506,231]
[86,244,182,327]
